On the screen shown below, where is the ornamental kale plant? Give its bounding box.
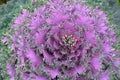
[7,0,120,80]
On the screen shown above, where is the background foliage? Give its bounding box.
[0,0,29,30]
[0,0,10,5]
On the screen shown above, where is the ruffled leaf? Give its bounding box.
[35,29,46,45]
[26,49,41,65]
